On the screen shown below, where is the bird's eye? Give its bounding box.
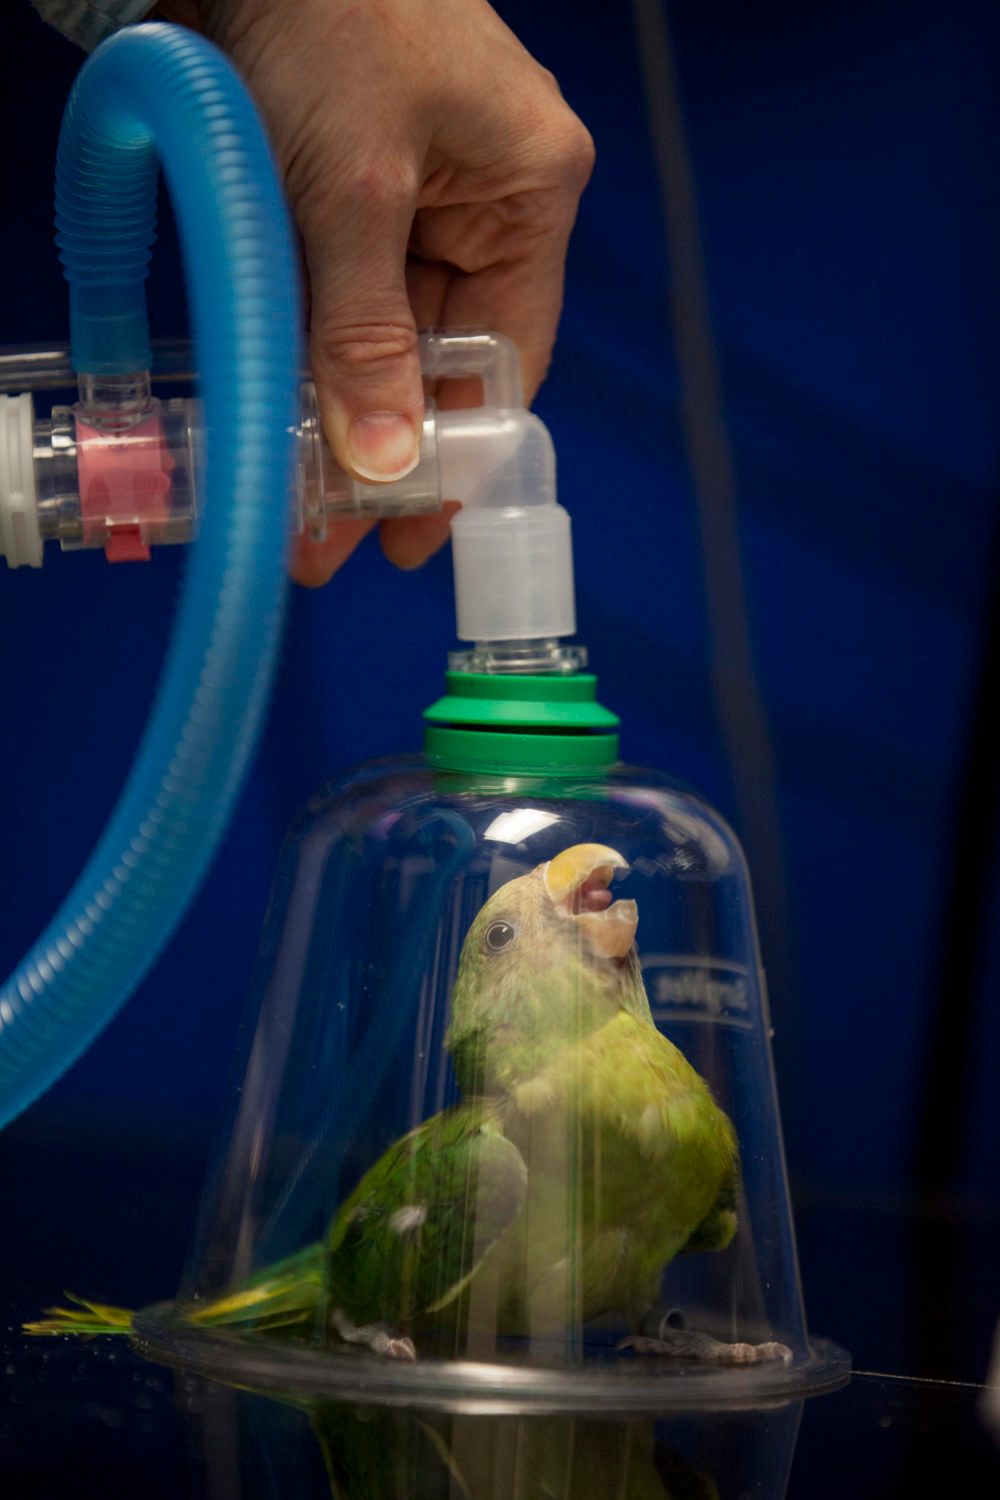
[484,920,516,953]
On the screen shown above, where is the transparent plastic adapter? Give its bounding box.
[0,331,574,642]
[128,742,848,1411]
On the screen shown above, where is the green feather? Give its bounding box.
[325,1101,527,1335]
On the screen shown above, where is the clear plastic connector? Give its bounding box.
[30,395,200,563]
[1,330,577,649]
[1,331,542,557]
[295,380,440,539]
[449,639,589,676]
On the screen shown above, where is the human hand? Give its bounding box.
[156,0,594,584]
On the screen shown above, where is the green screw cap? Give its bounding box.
[423,672,619,774]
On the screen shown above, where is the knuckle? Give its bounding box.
[553,116,597,190]
[342,156,418,222]
[535,63,563,96]
[292,147,417,230]
[518,90,596,199]
[312,318,419,372]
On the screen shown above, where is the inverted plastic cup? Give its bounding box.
[133,757,848,1411]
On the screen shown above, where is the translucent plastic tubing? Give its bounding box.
[0,24,300,1126]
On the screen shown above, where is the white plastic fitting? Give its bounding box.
[425,332,575,644]
[308,329,576,642]
[0,393,43,568]
[441,408,574,642]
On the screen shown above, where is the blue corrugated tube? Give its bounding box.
[0,23,300,1127]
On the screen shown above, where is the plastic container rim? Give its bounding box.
[131,1304,851,1415]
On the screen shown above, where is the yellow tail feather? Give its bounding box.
[25,1242,327,1339]
[23,1294,134,1337]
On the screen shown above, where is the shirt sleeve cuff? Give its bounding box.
[31,0,158,52]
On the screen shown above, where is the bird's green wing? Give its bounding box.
[326,1100,527,1330]
[677,1166,739,1256]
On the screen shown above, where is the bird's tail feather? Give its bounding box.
[23,1295,135,1337]
[23,1243,327,1338]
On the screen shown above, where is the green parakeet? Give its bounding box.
[27,843,787,1366]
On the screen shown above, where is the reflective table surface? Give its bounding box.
[2,1337,998,1498]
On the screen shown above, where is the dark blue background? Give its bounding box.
[1,0,998,1376]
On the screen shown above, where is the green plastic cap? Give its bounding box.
[423,672,620,774]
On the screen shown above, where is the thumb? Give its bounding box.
[304,173,424,485]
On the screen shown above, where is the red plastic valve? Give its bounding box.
[76,408,175,563]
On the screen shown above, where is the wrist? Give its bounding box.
[184,0,284,54]
[153,0,203,27]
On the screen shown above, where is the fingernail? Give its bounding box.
[347,412,419,481]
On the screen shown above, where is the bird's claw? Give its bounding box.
[753,1341,794,1365]
[331,1310,417,1360]
[618,1330,793,1367]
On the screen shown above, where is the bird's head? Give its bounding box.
[446,843,649,1095]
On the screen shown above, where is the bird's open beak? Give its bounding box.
[543,843,638,959]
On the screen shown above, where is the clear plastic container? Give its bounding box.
[132,719,848,1410]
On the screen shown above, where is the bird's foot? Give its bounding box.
[331,1309,417,1360]
[618,1327,792,1367]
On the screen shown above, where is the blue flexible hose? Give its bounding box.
[0,23,300,1127]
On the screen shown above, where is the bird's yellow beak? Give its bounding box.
[542,843,638,959]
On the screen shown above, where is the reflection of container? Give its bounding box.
[132,668,849,1409]
[180,1375,807,1500]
